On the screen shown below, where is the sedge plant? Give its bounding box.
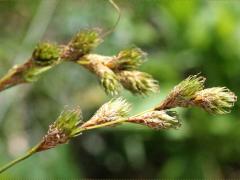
[0,0,237,175]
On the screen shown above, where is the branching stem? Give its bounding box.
[0,109,153,174]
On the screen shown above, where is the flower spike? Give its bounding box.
[193,87,237,114]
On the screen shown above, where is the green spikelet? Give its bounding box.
[32,42,60,66]
[22,43,60,82]
[66,29,103,60]
[110,48,146,70]
[37,107,82,152]
[155,74,206,110]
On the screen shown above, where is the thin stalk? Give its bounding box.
[0,143,40,174]
[0,119,129,174]
[74,118,128,135]
[74,108,154,134]
[102,0,121,38]
[0,61,33,92]
[0,68,24,92]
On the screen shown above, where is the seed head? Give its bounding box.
[193,87,237,114]
[66,29,103,60]
[101,71,122,95]
[81,98,130,128]
[118,70,159,95]
[128,110,181,129]
[108,48,146,70]
[32,42,60,66]
[37,107,82,152]
[173,74,206,98]
[78,54,122,95]
[156,74,205,110]
[93,63,122,95]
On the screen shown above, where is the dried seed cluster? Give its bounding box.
[128,110,181,129]
[37,107,82,151]
[193,87,237,114]
[81,97,130,128]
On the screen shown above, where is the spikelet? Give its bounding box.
[64,29,103,60]
[37,107,82,152]
[193,87,237,114]
[128,110,181,129]
[107,48,146,70]
[32,42,60,66]
[81,98,130,128]
[156,74,205,110]
[118,70,159,95]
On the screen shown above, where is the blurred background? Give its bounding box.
[0,0,240,178]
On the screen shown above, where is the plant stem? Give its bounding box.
[0,61,33,92]
[102,0,121,37]
[75,109,154,135]
[0,109,155,174]
[0,68,24,92]
[0,143,40,174]
[75,118,128,135]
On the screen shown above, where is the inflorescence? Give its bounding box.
[0,0,237,174]
[0,28,237,174]
[19,78,237,153]
[0,29,159,95]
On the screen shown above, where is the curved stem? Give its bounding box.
[102,0,121,37]
[0,144,40,174]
